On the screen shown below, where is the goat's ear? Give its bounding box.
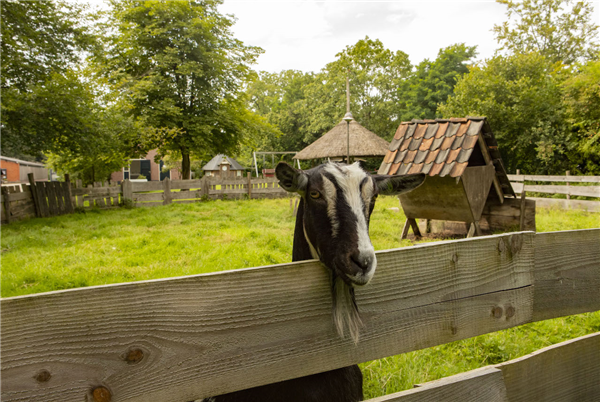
[276,162,308,194]
[374,173,426,195]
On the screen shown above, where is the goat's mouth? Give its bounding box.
[332,258,376,287]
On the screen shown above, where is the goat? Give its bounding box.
[204,162,425,402]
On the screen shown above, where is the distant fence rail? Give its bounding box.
[1,229,598,401]
[508,173,600,212]
[1,174,287,223]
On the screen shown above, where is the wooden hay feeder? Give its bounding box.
[378,117,535,239]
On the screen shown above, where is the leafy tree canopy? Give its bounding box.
[440,52,574,174]
[101,0,265,179]
[493,0,600,64]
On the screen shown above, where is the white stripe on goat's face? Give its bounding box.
[321,163,376,286]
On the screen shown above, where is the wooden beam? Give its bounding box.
[498,332,600,402]
[507,174,600,183]
[400,219,411,240]
[2,186,11,223]
[365,366,508,402]
[532,229,600,321]
[1,232,536,402]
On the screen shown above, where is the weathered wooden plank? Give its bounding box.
[0,232,534,402]
[170,190,202,200]
[170,180,203,191]
[532,229,600,321]
[498,332,600,402]
[134,202,163,208]
[366,366,508,402]
[132,192,163,202]
[508,174,600,183]
[7,190,33,202]
[527,196,600,212]
[36,182,50,217]
[27,174,43,217]
[45,182,59,216]
[162,178,172,205]
[511,183,600,198]
[2,187,11,224]
[131,181,163,192]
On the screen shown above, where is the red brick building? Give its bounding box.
[0,156,48,183]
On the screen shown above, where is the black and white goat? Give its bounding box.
[206,162,425,402]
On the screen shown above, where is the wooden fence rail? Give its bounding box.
[371,332,599,402]
[1,229,598,402]
[507,173,600,212]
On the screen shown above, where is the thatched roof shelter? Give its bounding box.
[293,119,389,160]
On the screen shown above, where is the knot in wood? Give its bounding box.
[497,238,506,253]
[492,306,503,319]
[452,253,459,264]
[93,386,112,402]
[34,369,51,383]
[505,305,516,318]
[122,348,144,364]
[510,235,522,254]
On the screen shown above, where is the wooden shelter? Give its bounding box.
[294,119,389,161]
[202,154,246,179]
[379,117,535,238]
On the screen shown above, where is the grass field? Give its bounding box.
[1,196,599,398]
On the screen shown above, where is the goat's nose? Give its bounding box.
[351,252,374,272]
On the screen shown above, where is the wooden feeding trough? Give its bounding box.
[378,117,535,239]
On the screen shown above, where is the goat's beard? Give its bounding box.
[331,274,363,344]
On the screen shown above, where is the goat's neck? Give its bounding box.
[292,198,313,262]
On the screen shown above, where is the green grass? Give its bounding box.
[1,196,599,398]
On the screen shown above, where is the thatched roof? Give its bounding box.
[293,119,389,160]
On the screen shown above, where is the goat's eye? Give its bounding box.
[309,191,321,199]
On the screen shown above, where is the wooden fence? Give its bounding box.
[2,229,598,402]
[123,174,286,207]
[508,173,600,212]
[1,175,288,223]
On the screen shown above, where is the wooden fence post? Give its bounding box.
[122,179,133,206]
[27,173,42,217]
[519,189,527,231]
[63,174,74,213]
[247,172,252,199]
[2,186,11,224]
[566,170,570,201]
[163,177,172,205]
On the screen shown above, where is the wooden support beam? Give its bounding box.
[162,177,172,205]
[2,187,11,224]
[400,219,411,240]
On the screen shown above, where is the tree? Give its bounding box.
[440,53,571,174]
[102,0,264,179]
[1,0,99,158]
[562,56,600,173]
[403,44,477,120]
[493,0,600,64]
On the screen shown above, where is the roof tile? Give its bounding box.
[429,163,444,176]
[457,148,472,163]
[447,148,460,163]
[440,162,455,177]
[388,162,400,175]
[466,120,484,136]
[435,149,450,164]
[385,150,398,163]
[431,137,444,151]
[423,123,439,139]
[446,123,461,137]
[422,162,433,175]
[394,149,408,163]
[379,162,391,175]
[419,137,434,151]
[394,124,409,140]
[435,122,449,138]
[408,163,423,174]
[456,120,471,137]
[389,138,402,151]
[398,163,412,175]
[450,162,468,177]
[413,124,428,139]
[451,135,466,150]
[441,136,455,150]
[462,135,478,150]
[425,148,440,164]
[399,137,412,151]
[450,118,468,123]
[404,123,417,139]
[409,137,423,151]
[404,150,417,163]
[414,150,428,164]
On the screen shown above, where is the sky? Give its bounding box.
[219,0,600,73]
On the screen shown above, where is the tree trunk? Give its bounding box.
[181,150,191,180]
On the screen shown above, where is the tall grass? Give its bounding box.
[1,196,598,398]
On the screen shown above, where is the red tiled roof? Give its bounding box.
[378,117,515,196]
